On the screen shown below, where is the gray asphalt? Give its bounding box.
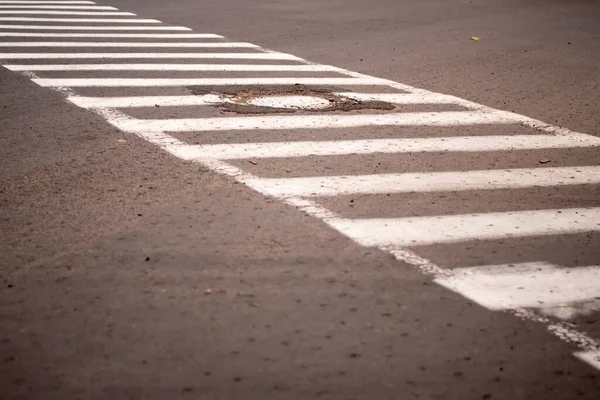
[1,0,600,399]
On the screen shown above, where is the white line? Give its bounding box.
[13,64,339,73]
[246,166,600,197]
[337,92,466,105]
[0,31,220,37]
[112,111,523,133]
[33,77,385,87]
[0,24,190,30]
[0,1,96,3]
[0,0,96,4]
[68,94,225,108]
[172,135,600,160]
[0,17,160,22]
[328,208,600,247]
[0,52,301,60]
[0,5,115,9]
[434,262,600,310]
[0,25,188,29]
[575,350,600,371]
[0,10,134,14]
[0,41,258,47]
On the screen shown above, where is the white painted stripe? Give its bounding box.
[12,64,339,72]
[246,166,600,197]
[0,31,220,37]
[0,10,134,14]
[68,94,225,108]
[0,52,301,60]
[172,135,600,160]
[337,92,464,104]
[540,299,600,320]
[575,350,600,371]
[0,5,115,9]
[0,41,258,47]
[0,17,160,22]
[112,111,523,133]
[434,262,600,310]
[33,77,384,87]
[328,208,600,247]
[0,1,95,3]
[0,24,190,30]
[0,1,96,3]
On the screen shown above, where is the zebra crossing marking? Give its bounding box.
[0,51,301,59]
[434,262,600,311]
[245,166,600,197]
[0,31,220,36]
[0,5,114,9]
[7,64,342,72]
[0,1,96,3]
[0,24,191,30]
[32,76,385,88]
[109,110,522,132]
[327,208,600,247]
[575,350,600,371]
[172,135,600,160]
[0,41,258,47]
[1,1,599,371]
[0,17,160,22]
[0,10,134,15]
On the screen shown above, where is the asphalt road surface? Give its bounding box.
[1,0,600,399]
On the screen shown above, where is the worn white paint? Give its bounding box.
[246,166,600,197]
[0,1,95,3]
[67,94,223,108]
[574,350,600,371]
[327,208,600,247]
[434,262,600,310]
[0,41,258,47]
[113,111,523,133]
[0,31,221,37]
[33,77,385,87]
[0,24,190,30]
[540,299,600,320]
[10,64,336,73]
[174,135,600,160]
[0,1,96,3]
[0,10,134,14]
[337,92,466,105]
[0,5,113,9]
[0,16,160,22]
[0,52,301,59]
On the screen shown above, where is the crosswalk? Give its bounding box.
[1,0,599,371]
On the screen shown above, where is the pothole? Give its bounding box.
[244,95,332,110]
[189,85,396,114]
